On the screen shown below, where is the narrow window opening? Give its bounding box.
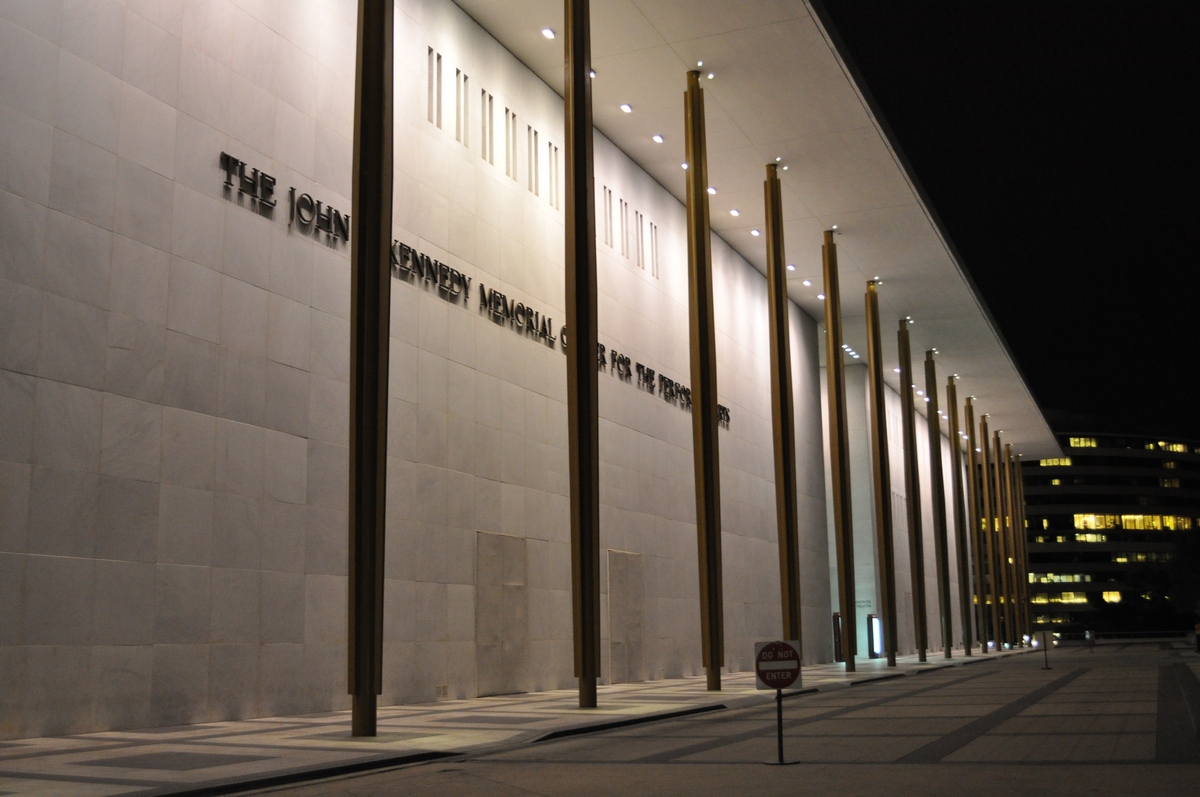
[461,74,469,148]
[505,109,513,177]
[427,48,435,124]
[650,222,659,278]
[635,211,645,269]
[603,187,613,246]
[436,53,443,128]
[488,95,495,165]
[619,199,629,258]
[550,144,560,208]
[455,68,462,142]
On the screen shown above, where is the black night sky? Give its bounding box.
[816,2,1200,440]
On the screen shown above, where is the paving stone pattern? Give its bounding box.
[2,644,1199,795]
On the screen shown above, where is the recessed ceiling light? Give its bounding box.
[801,279,811,286]
[831,224,839,230]
[893,367,901,373]
[652,134,663,143]
[707,73,714,79]
[619,103,632,113]
[817,293,826,300]
[917,390,924,396]
[775,157,781,162]
[782,165,788,170]
[707,187,716,195]
[697,60,704,67]
[681,163,688,169]
[750,229,760,236]
[924,396,930,403]
[729,209,739,216]
[786,264,795,271]
[589,69,597,78]
[542,28,555,39]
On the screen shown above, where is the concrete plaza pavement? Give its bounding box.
[2,642,1197,796]
[0,647,1018,796]
[248,641,1200,797]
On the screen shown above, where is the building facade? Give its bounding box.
[0,0,1056,740]
[1023,434,1200,631]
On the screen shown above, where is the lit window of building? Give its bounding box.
[1073,513,1192,531]
[1068,437,1097,448]
[1030,573,1092,584]
[1039,457,1072,466]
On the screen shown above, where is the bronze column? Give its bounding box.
[823,230,856,671]
[684,69,724,690]
[947,378,973,655]
[1004,444,1026,643]
[764,164,801,647]
[564,0,601,708]
[897,320,927,661]
[865,282,897,666]
[979,415,1001,650]
[924,352,953,658]
[348,0,393,737]
[1015,456,1033,638]
[991,430,1012,647]
[965,398,988,651]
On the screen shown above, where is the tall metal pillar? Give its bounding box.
[684,69,724,690]
[965,398,987,651]
[979,415,1001,650]
[764,164,801,647]
[1015,456,1033,638]
[564,0,601,709]
[348,0,393,737]
[924,352,952,658]
[865,282,897,666]
[991,430,1012,647]
[1004,444,1026,642]
[947,378,973,655]
[822,230,856,672]
[897,320,927,662]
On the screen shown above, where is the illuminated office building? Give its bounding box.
[0,0,1058,739]
[1023,434,1200,630]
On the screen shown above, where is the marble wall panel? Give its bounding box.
[0,0,844,739]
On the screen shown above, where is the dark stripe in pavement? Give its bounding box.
[1156,663,1200,763]
[536,704,727,742]
[897,667,1087,764]
[634,668,997,763]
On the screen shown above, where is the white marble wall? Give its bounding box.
[820,361,969,660]
[0,0,829,739]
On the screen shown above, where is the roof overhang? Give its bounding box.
[454,0,1060,458]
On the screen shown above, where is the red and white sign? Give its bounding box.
[755,640,801,690]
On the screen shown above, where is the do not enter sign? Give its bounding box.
[755,640,801,690]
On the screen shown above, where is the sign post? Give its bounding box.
[755,640,801,765]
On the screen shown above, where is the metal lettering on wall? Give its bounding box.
[219,152,350,245]
[391,238,731,429]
